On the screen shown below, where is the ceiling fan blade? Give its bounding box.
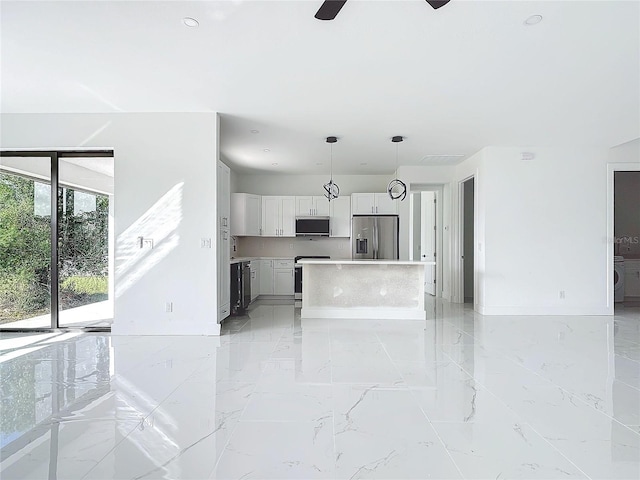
[315,0,348,21]
[426,0,451,9]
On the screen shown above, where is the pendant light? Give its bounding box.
[387,135,407,201]
[323,136,340,201]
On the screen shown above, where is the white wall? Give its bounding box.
[609,138,640,164]
[237,174,389,196]
[478,146,610,315]
[0,113,219,335]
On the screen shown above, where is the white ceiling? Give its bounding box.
[2,0,639,174]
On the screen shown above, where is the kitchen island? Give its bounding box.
[298,259,435,320]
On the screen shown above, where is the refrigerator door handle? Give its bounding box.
[373,217,378,259]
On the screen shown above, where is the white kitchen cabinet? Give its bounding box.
[625,260,640,298]
[231,193,262,236]
[374,193,398,214]
[262,196,295,237]
[259,260,273,295]
[295,196,330,217]
[257,258,293,296]
[250,261,260,302]
[351,193,398,215]
[329,196,351,237]
[274,269,294,295]
[217,161,231,322]
[273,259,294,295]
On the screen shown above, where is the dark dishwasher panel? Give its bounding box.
[231,261,251,315]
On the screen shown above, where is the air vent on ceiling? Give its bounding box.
[420,154,465,164]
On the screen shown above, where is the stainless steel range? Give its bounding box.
[294,255,330,300]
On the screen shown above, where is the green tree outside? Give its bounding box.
[0,172,109,324]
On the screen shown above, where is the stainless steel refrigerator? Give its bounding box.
[352,215,399,260]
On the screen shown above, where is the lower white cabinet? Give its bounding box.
[257,258,294,296]
[259,260,273,295]
[273,259,294,295]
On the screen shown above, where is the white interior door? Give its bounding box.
[421,191,436,295]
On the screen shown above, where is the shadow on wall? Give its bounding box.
[115,183,184,297]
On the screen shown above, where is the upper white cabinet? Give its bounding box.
[217,161,231,322]
[351,193,398,215]
[295,196,330,217]
[231,193,262,236]
[329,196,351,237]
[262,196,295,237]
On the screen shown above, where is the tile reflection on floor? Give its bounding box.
[1,301,639,479]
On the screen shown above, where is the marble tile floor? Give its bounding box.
[0,300,639,479]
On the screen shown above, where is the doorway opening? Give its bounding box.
[409,186,443,297]
[0,150,114,331]
[613,171,640,307]
[462,177,475,304]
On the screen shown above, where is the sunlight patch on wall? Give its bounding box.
[115,183,184,298]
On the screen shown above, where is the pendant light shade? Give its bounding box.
[387,136,407,201]
[323,136,340,201]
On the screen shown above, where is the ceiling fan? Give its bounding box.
[315,0,451,21]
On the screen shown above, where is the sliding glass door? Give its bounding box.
[0,158,52,329]
[58,157,114,328]
[0,151,114,330]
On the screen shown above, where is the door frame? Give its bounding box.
[607,162,640,310]
[408,185,444,298]
[454,174,476,305]
[0,149,113,331]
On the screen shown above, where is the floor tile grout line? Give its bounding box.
[328,320,338,476]
[439,315,640,435]
[436,352,595,479]
[80,344,213,480]
[374,328,467,480]
[208,305,290,478]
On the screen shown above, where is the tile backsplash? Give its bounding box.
[236,236,351,259]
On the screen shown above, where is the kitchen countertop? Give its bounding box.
[297,259,435,266]
[230,256,294,264]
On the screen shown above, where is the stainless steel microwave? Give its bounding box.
[295,217,330,236]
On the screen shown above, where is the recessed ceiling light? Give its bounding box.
[263,148,270,152]
[524,14,543,26]
[183,17,199,27]
[250,129,259,134]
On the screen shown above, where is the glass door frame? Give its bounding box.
[0,149,114,331]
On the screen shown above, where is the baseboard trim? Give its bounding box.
[476,305,613,316]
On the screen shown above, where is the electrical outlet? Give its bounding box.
[559,291,565,300]
[165,302,173,313]
[200,238,212,248]
[289,243,294,249]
